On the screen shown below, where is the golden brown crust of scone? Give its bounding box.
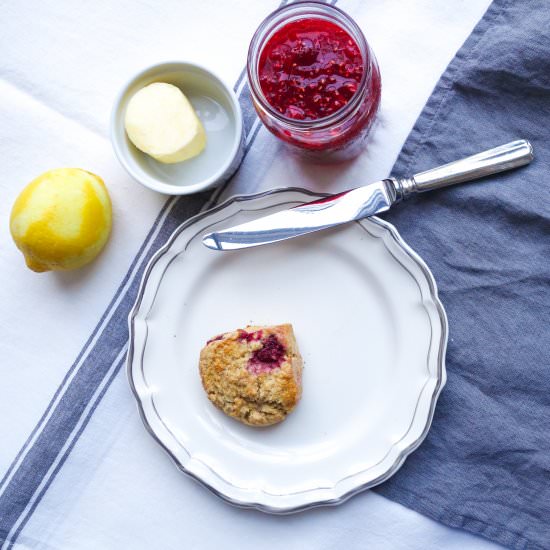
[199,324,303,426]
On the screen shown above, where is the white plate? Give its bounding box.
[128,188,447,513]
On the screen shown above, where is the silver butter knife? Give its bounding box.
[203,140,534,251]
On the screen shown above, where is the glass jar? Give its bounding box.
[247,1,381,163]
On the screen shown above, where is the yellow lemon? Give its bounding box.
[10,168,112,272]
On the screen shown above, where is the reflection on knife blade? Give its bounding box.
[202,180,397,250]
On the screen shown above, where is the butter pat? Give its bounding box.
[124,82,206,163]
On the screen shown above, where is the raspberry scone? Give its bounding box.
[199,324,303,426]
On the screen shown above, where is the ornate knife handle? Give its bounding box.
[395,140,534,199]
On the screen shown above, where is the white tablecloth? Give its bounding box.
[0,1,504,548]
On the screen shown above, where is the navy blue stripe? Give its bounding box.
[0,192,207,546]
[241,82,258,138]
[6,352,127,550]
[233,66,246,93]
[246,107,263,145]
[0,195,175,495]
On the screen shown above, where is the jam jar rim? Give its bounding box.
[247,0,373,131]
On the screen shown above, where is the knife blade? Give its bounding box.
[202,180,396,250]
[202,140,533,251]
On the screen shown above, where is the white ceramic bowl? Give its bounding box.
[111,62,244,195]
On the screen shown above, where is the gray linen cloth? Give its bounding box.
[375,1,550,549]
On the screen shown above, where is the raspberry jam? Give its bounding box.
[248,2,381,162]
[259,18,363,121]
[248,334,286,375]
[237,329,263,343]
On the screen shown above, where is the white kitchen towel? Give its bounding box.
[0,1,501,549]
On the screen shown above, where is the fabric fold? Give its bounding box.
[376,1,550,548]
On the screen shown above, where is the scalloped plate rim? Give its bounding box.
[127,187,448,513]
